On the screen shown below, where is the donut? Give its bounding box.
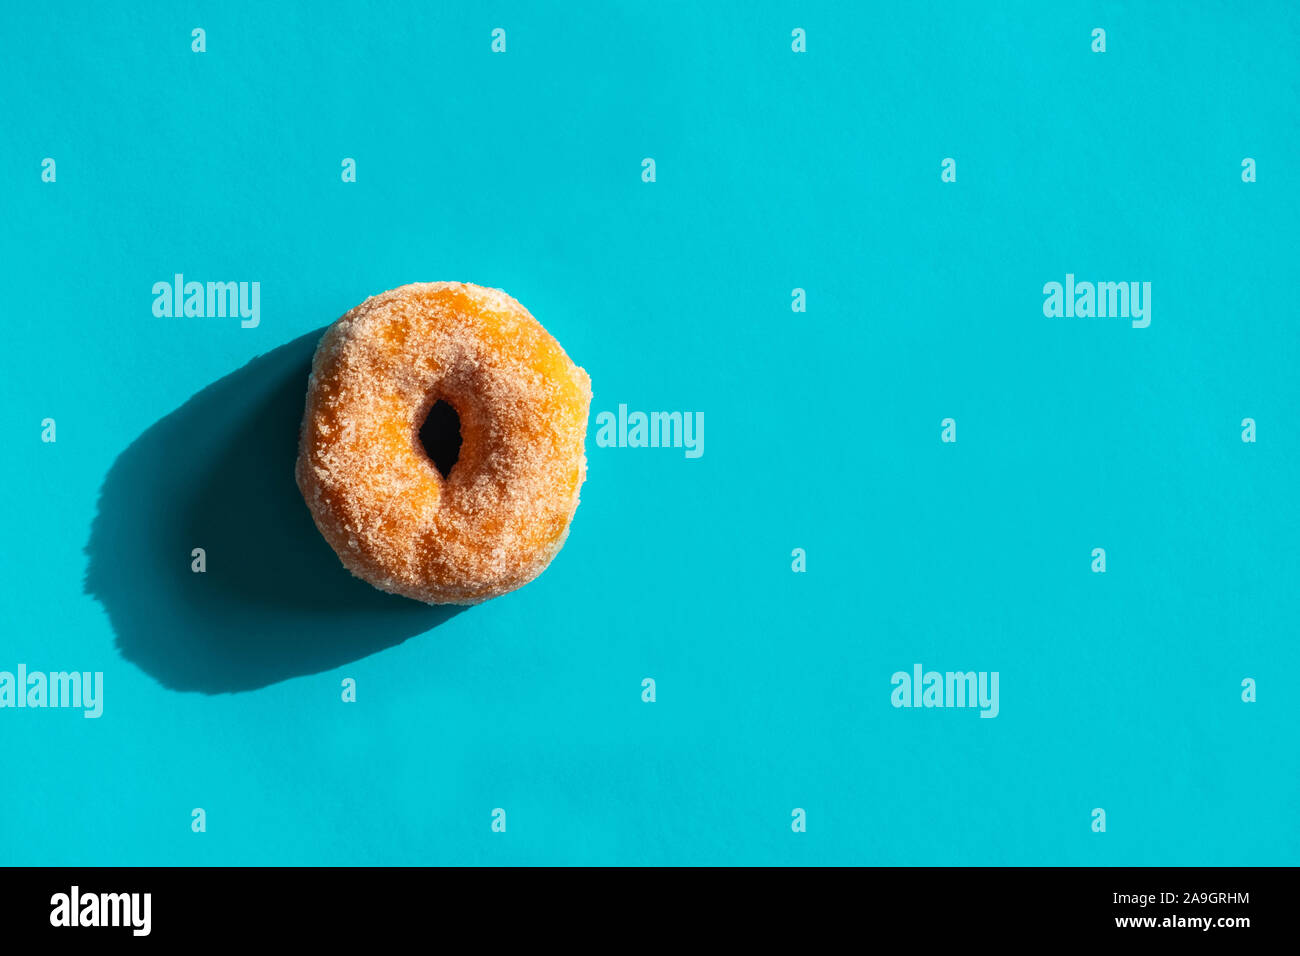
[295,282,591,605]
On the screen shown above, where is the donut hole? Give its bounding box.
[419,399,463,479]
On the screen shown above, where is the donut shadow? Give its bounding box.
[84,328,466,694]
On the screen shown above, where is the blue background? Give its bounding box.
[2,1,1297,865]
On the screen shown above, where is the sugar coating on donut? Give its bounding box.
[295,282,591,604]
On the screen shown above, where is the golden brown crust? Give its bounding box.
[295,282,591,604]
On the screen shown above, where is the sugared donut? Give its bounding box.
[295,282,591,605]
